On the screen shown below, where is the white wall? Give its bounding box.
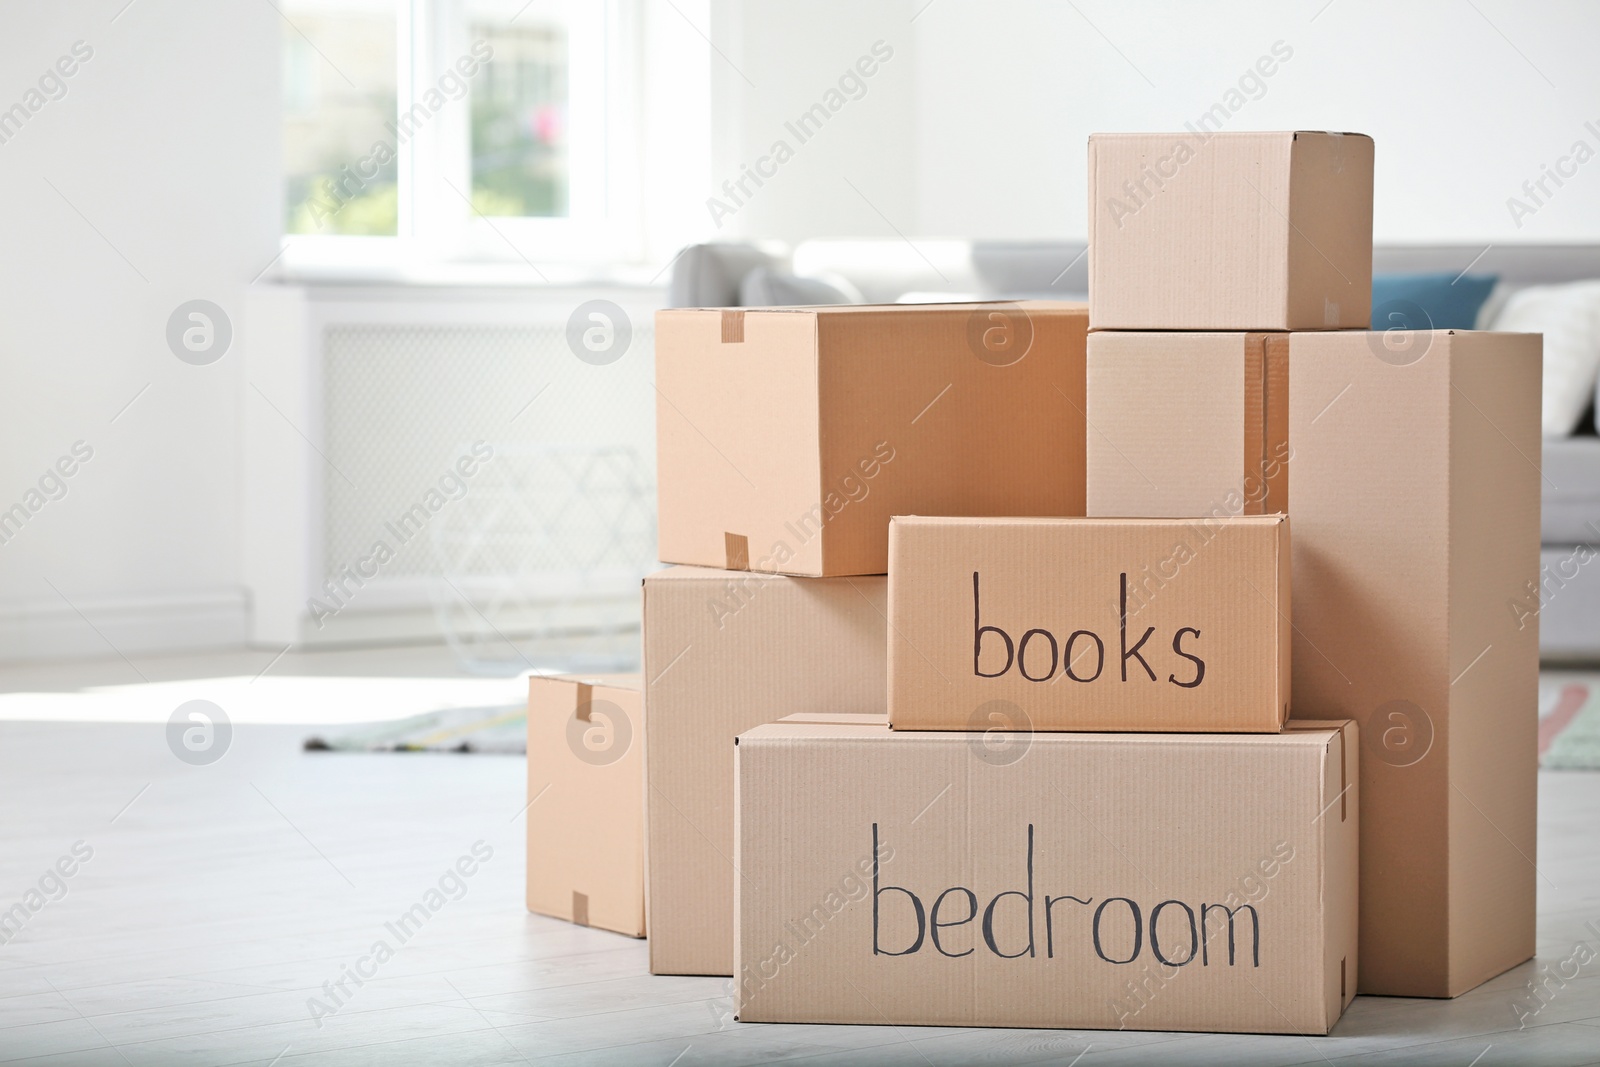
[0,1,703,662]
[711,0,1600,244]
[0,1,279,658]
[706,0,919,245]
[640,0,715,263]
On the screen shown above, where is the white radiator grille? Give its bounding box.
[318,319,657,645]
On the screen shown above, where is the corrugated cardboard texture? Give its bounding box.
[526,674,645,938]
[1285,133,1375,331]
[735,721,1358,1034]
[1087,132,1373,330]
[1287,330,1540,997]
[1249,334,1292,514]
[1288,718,1362,1021]
[643,566,888,976]
[1086,329,1541,996]
[887,516,1289,732]
[1086,332,1292,518]
[1445,334,1543,993]
[655,302,1088,577]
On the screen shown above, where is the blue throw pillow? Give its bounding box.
[1370,272,1498,331]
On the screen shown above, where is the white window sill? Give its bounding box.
[265,239,675,291]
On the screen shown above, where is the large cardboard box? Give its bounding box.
[735,717,1358,1034]
[655,302,1088,577]
[643,566,888,976]
[887,515,1289,733]
[1086,328,1542,997]
[1088,132,1373,331]
[526,674,644,938]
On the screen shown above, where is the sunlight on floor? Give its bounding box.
[0,673,538,725]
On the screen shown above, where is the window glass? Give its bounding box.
[281,0,399,235]
[468,1,570,217]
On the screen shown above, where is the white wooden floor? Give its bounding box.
[0,649,1598,1065]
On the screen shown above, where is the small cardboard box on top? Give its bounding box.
[1088,131,1373,331]
[734,716,1358,1034]
[525,674,644,938]
[643,565,888,977]
[1086,328,1542,997]
[887,515,1289,733]
[654,302,1088,577]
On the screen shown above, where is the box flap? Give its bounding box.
[772,712,889,727]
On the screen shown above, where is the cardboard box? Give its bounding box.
[1087,331,1290,518]
[734,717,1358,1034]
[525,674,644,938]
[1086,329,1542,997]
[655,302,1088,577]
[643,566,888,975]
[887,515,1289,733]
[1088,132,1373,331]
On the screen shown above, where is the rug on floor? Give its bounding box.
[304,704,526,753]
[299,676,1600,762]
[1540,674,1600,769]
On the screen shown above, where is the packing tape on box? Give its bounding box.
[720,309,745,343]
[724,532,750,571]
[1242,333,1290,514]
[1338,724,1347,821]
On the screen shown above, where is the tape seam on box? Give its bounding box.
[1264,333,1290,513]
[1244,334,1266,515]
[1243,333,1290,515]
[1339,721,1348,823]
[725,532,750,571]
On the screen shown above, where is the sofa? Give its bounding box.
[668,239,1600,662]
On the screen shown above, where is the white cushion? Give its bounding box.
[1475,280,1516,329]
[1489,280,1600,438]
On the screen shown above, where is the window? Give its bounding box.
[279,0,642,267]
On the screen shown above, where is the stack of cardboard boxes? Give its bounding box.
[524,130,1542,1036]
[644,300,1090,976]
[1085,132,1540,1001]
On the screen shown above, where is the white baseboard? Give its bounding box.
[0,590,250,663]
[0,586,640,666]
[296,595,640,650]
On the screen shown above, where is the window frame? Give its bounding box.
[281,0,644,275]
